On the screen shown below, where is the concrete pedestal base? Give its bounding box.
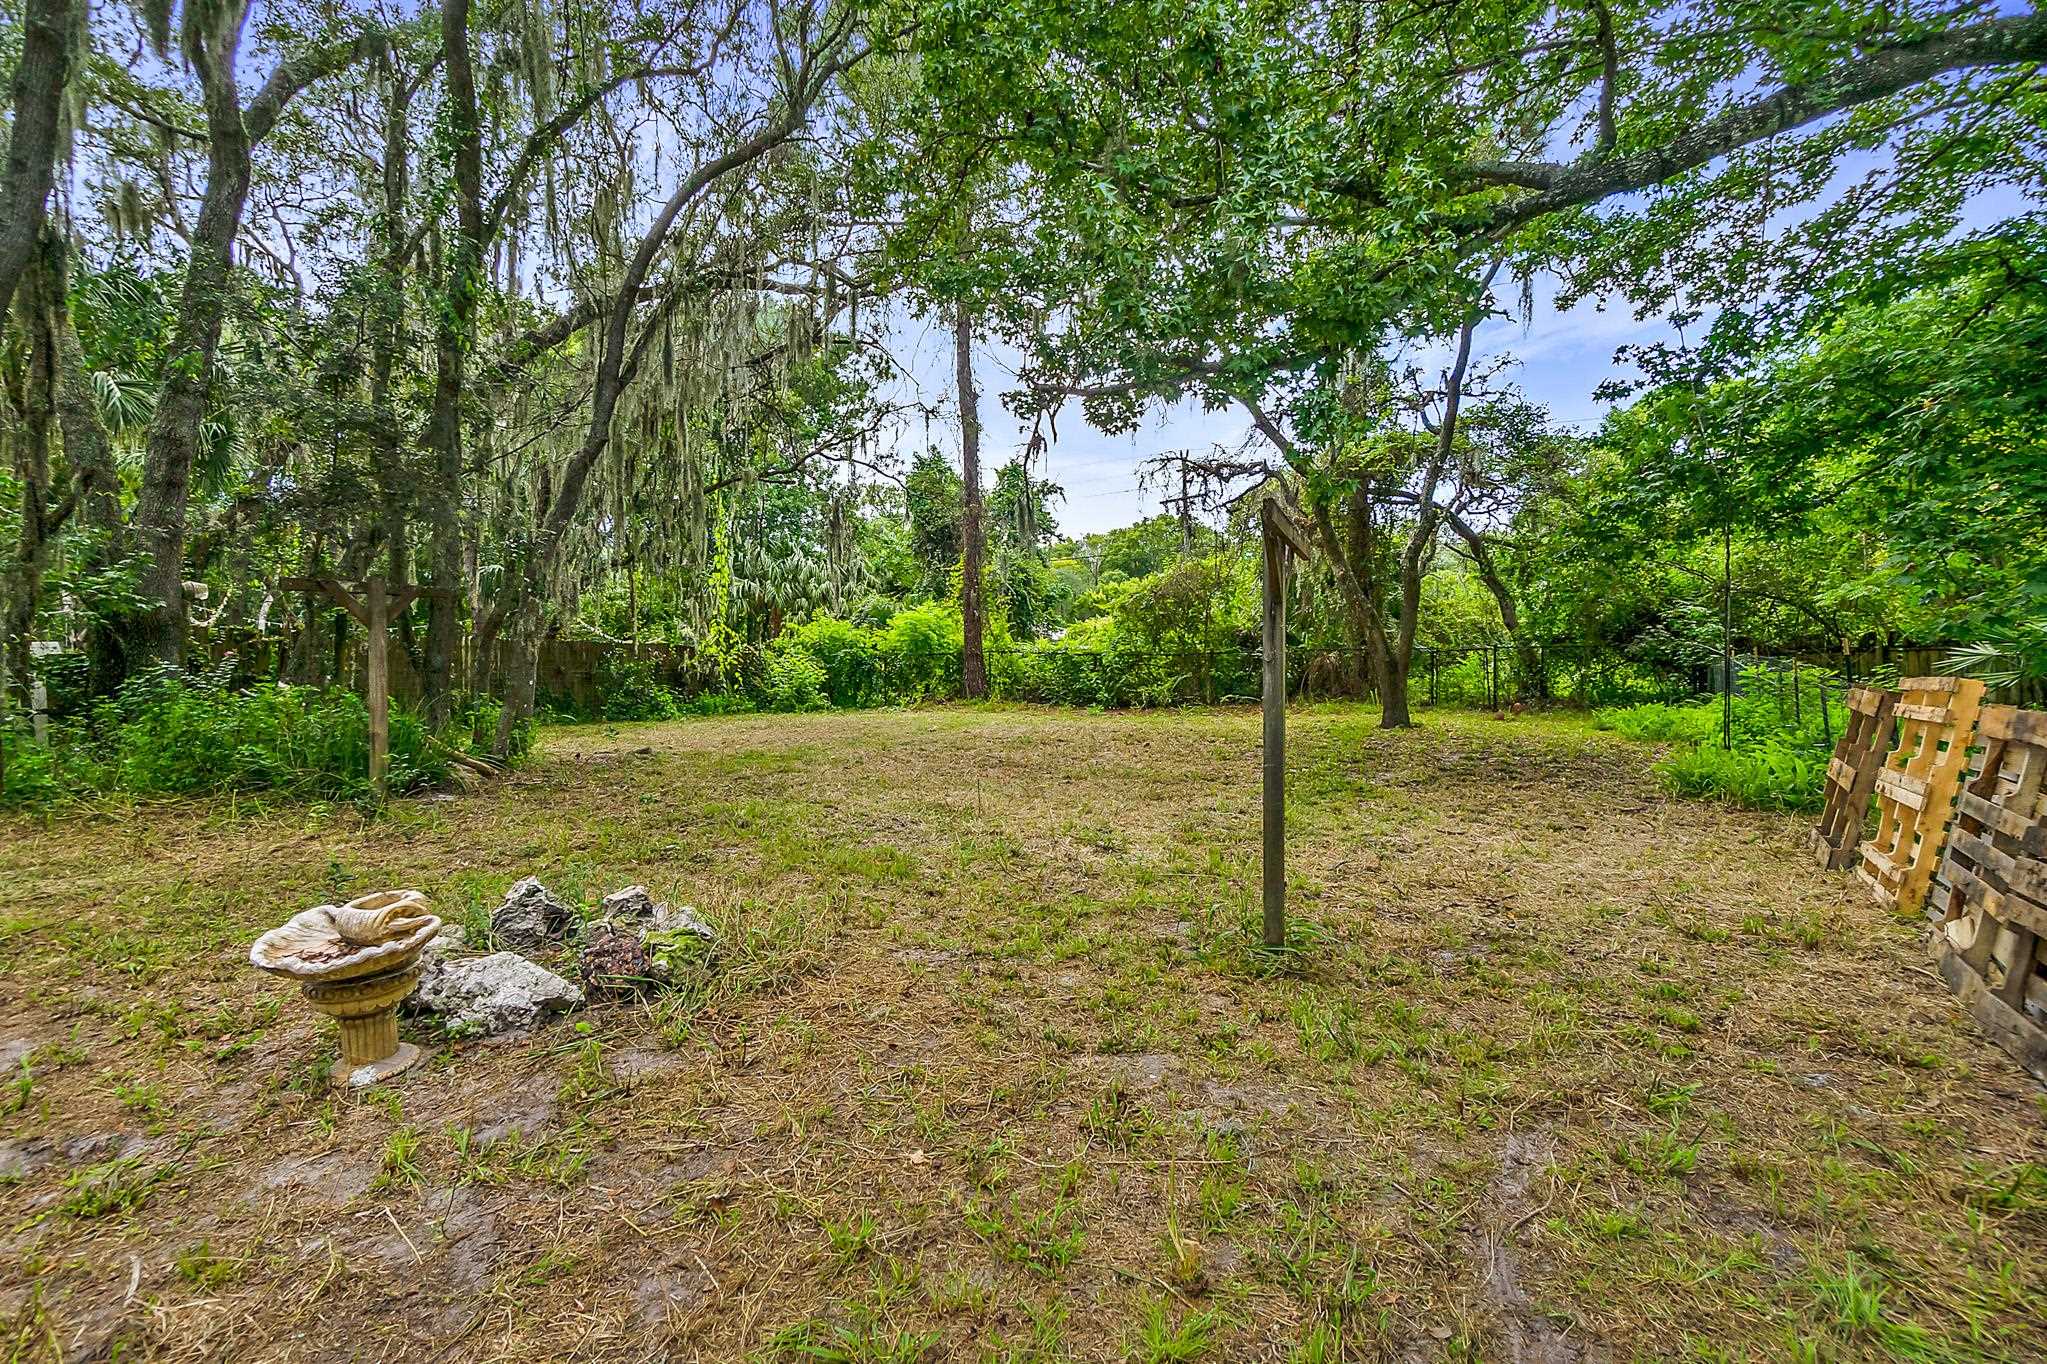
[332,1041,423,1089]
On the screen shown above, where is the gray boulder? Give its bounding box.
[649,902,716,942]
[409,952,582,1037]
[600,885,659,923]
[492,877,573,948]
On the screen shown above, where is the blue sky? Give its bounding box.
[869,169,2040,538]
[868,285,1683,538]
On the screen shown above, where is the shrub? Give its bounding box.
[881,604,962,700]
[597,655,683,721]
[774,616,887,707]
[4,668,458,805]
[764,650,830,712]
[1600,667,1844,811]
[1594,702,1717,745]
[0,726,71,805]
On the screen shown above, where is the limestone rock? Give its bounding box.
[600,885,658,923]
[409,952,582,1036]
[491,877,573,948]
[642,902,717,979]
[649,902,716,942]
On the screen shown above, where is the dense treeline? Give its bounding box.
[2,0,2042,800]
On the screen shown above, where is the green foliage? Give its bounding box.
[1660,741,1826,813]
[1596,667,1845,811]
[904,448,965,600]
[879,603,964,700]
[773,616,891,707]
[598,656,688,722]
[1594,703,1718,746]
[2,667,475,806]
[764,649,831,713]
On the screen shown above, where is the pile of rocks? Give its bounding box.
[403,879,716,1039]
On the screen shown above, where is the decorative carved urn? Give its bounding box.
[251,889,441,1087]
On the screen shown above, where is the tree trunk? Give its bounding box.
[0,0,73,329]
[126,3,257,671]
[954,305,987,699]
[424,0,485,726]
[48,249,120,540]
[124,17,378,672]
[42,235,125,692]
[7,259,58,706]
[368,57,416,674]
[1446,513,1542,699]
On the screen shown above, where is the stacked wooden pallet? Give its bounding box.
[1808,677,2047,1078]
[1932,705,2047,1081]
[1810,687,1898,871]
[1855,677,1986,916]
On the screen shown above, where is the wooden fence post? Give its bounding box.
[1261,511,1287,949]
[282,575,455,800]
[364,575,390,798]
[1258,496,1313,950]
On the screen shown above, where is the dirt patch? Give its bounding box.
[473,1073,558,1145]
[1475,1129,1603,1364]
[259,1149,380,1207]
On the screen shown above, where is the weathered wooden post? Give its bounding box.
[364,575,391,796]
[283,576,455,799]
[1259,496,1312,949]
[1262,511,1287,948]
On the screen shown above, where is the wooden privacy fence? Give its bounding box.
[1811,676,2047,1081]
[195,632,704,712]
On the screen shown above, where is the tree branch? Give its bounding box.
[245,30,387,142]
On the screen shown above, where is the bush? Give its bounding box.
[1594,701,1717,745]
[0,726,70,805]
[880,604,962,701]
[4,668,459,805]
[764,650,830,712]
[773,616,887,707]
[597,655,684,721]
[1599,666,1844,811]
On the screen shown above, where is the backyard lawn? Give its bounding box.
[2,705,2042,1362]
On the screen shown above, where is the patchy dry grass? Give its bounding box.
[1,704,2042,1363]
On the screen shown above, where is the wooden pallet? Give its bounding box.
[1857,676,1986,916]
[1810,687,1899,870]
[1933,705,2047,1081]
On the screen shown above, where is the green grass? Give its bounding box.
[0,704,2039,1361]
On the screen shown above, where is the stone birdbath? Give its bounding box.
[251,889,441,1087]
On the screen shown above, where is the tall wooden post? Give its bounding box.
[1262,511,1287,948]
[283,575,454,801]
[364,575,390,797]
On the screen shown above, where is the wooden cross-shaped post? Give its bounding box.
[282,575,456,798]
[1260,495,1314,948]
